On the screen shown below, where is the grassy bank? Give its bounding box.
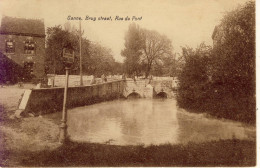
[0,138,256,167]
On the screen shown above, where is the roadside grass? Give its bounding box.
[1,138,256,167]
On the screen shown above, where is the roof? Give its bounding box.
[0,16,45,37]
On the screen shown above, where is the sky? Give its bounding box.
[0,0,251,62]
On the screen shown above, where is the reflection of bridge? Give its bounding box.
[17,78,177,116]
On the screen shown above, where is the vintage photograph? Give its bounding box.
[0,0,256,167]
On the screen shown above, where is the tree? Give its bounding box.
[45,25,78,74]
[177,43,212,109]
[141,29,173,77]
[111,62,124,75]
[86,42,116,76]
[121,24,174,78]
[121,23,144,76]
[151,53,176,77]
[46,24,120,77]
[210,1,255,122]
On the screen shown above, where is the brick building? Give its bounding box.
[0,16,45,83]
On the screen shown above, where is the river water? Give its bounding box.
[45,99,255,146]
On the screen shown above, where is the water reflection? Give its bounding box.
[176,109,253,144]
[45,99,255,146]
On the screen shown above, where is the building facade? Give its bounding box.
[0,16,45,83]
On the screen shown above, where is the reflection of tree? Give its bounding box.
[66,99,182,145]
[120,100,147,144]
[140,99,179,144]
[67,108,104,139]
[67,104,124,142]
[176,111,197,144]
[175,108,222,144]
[120,99,179,145]
[176,109,248,144]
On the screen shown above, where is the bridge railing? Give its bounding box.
[47,74,124,87]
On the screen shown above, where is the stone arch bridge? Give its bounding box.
[123,78,176,98]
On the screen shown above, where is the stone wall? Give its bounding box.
[22,80,125,115]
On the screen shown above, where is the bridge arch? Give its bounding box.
[126,91,141,99]
[155,91,168,98]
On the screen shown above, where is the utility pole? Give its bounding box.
[59,49,74,143]
[59,67,70,143]
[79,20,83,86]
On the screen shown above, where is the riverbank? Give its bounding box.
[0,117,61,166]
[27,140,256,167]
[0,115,256,167]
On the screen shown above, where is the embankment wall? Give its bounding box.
[22,80,125,115]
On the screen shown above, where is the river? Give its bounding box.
[45,99,255,146]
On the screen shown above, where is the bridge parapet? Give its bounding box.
[123,79,146,98]
[151,79,174,97]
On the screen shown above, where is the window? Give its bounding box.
[6,40,15,53]
[24,41,36,54]
[23,62,34,80]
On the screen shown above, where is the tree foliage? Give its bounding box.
[211,1,255,122]
[177,43,211,109]
[177,1,255,123]
[121,23,174,77]
[86,42,116,76]
[141,29,173,77]
[151,54,176,76]
[121,23,144,76]
[45,25,122,76]
[45,25,78,74]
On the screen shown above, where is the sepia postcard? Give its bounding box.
[0,0,257,167]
